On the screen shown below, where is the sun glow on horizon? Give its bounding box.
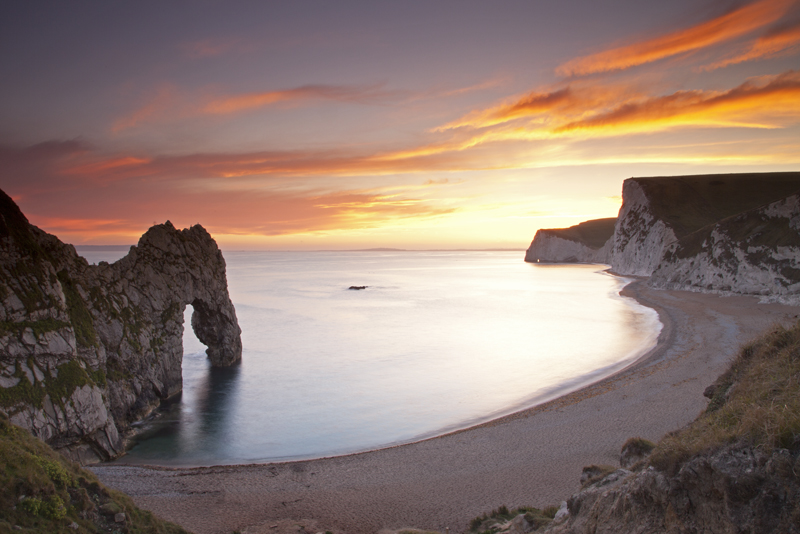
[1,1,799,249]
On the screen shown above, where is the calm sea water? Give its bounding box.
[78,250,661,465]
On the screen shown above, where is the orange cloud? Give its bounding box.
[22,183,456,242]
[433,71,800,150]
[555,70,800,134]
[703,20,800,70]
[203,84,404,114]
[557,0,795,76]
[64,156,151,176]
[31,217,130,233]
[111,83,407,132]
[437,87,579,131]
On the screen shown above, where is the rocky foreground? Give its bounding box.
[0,189,242,463]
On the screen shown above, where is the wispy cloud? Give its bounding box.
[433,71,800,146]
[555,70,800,134]
[557,0,795,76]
[111,85,182,132]
[703,19,800,70]
[203,83,405,114]
[111,82,407,132]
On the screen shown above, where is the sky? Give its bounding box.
[1,0,799,250]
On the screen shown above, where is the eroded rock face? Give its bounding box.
[525,232,613,264]
[650,194,800,304]
[0,189,241,462]
[527,174,800,299]
[525,218,616,264]
[545,446,800,534]
[610,180,678,277]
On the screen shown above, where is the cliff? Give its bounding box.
[526,172,800,299]
[524,218,615,264]
[0,189,242,463]
[470,321,800,534]
[649,193,800,300]
[542,321,800,534]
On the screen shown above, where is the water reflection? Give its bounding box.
[189,364,241,456]
[122,353,242,463]
[119,252,661,466]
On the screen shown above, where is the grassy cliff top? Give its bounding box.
[0,411,191,534]
[651,320,800,473]
[632,172,800,239]
[538,217,617,249]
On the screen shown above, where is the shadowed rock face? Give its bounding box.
[0,189,241,462]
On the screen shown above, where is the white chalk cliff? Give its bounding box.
[525,218,616,264]
[526,173,800,300]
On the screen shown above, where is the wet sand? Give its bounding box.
[91,282,800,534]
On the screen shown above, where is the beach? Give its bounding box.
[91,282,800,534]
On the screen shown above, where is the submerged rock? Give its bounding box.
[0,189,241,462]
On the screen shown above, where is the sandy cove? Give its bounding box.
[91,281,800,534]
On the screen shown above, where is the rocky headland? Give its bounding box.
[526,172,800,302]
[524,218,616,264]
[0,189,242,463]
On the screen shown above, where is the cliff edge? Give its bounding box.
[524,218,616,264]
[526,172,800,300]
[0,189,242,463]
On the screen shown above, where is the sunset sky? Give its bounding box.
[1,0,799,250]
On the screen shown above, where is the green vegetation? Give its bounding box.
[620,437,655,458]
[543,217,617,249]
[0,318,72,339]
[5,262,56,314]
[635,172,800,239]
[672,200,800,270]
[105,357,133,382]
[469,505,558,533]
[56,270,97,348]
[650,321,800,475]
[0,363,46,409]
[579,464,617,488]
[0,410,191,533]
[0,360,99,410]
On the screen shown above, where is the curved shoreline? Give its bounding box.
[114,270,661,468]
[91,284,799,534]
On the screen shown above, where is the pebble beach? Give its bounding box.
[92,282,800,534]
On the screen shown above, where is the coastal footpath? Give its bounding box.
[0,189,242,463]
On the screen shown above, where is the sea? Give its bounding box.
[76,249,662,466]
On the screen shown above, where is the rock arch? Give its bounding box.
[0,190,242,461]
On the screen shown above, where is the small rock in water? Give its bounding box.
[348,285,368,290]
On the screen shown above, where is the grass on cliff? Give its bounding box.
[635,172,800,239]
[0,410,191,534]
[650,320,800,474]
[468,505,558,534]
[541,218,617,249]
